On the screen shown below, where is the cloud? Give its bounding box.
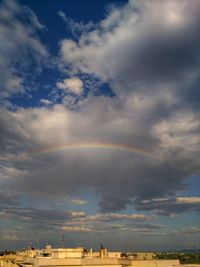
[1,203,157,235]
[61,219,163,233]
[176,197,200,204]
[61,223,162,234]
[171,226,200,236]
[69,198,87,205]
[59,0,200,89]
[39,99,53,106]
[135,197,200,216]
[0,206,87,226]
[88,213,151,222]
[1,205,151,226]
[0,231,21,241]
[0,98,199,214]
[0,189,19,208]
[152,111,200,151]
[180,226,200,235]
[58,10,96,40]
[56,77,83,95]
[0,0,48,99]
[0,0,200,218]
[61,226,92,233]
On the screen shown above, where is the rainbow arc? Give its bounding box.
[30,142,156,158]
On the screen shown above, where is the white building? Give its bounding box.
[1,245,180,267]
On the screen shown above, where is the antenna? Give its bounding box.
[61,234,65,248]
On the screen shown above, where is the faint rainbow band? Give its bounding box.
[30,142,156,158]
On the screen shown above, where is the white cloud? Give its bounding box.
[59,0,200,91]
[0,0,48,99]
[88,213,151,222]
[61,226,91,232]
[39,99,52,106]
[10,105,72,146]
[70,198,87,205]
[152,110,200,163]
[56,77,83,95]
[176,197,200,204]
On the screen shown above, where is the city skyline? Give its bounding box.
[0,0,200,251]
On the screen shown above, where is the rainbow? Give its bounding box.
[30,142,156,158]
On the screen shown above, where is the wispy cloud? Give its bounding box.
[58,10,96,40]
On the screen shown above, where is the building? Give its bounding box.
[0,245,180,267]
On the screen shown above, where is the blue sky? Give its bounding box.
[0,0,200,251]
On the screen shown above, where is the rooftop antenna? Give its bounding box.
[61,234,65,248]
[36,239,39,249]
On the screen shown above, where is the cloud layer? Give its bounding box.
[0,0,200,249]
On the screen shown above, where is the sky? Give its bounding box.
[0,0,200,251]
